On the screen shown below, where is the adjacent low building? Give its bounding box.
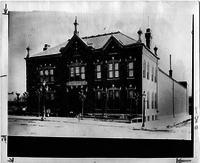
[25,18,189,121]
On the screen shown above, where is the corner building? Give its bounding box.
[25,18,187,121]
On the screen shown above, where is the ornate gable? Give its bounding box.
[103,35,123,53]
[60,34,89,58]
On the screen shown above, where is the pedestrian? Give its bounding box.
[46,109,50,117]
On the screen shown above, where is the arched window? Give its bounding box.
[143,60,146,78]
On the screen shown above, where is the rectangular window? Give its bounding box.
[128,61,134,78]
[114,63,119,78]
[81,66,85,73]
[155,93,157,109]
[45,76,49,82]
[129,90,133,98]
[97,72,101,79]
[108,62,119,79]
[152,92,154,109]
[51,93,54,100]
[152,67,154,81]
[81,74,85,80]
[143,60,146,78]
[50,69,54,75]
[75,67,80,76]
[147,91,149,109]
[96,65,101,79]
[40,77,43,82]
[147,63,149,80]
[40,70,43,76]
[115,71,119,78]
[70,67,74,77]
[97,91,101,99]
[50,76,54,82]
[109,63,113,70]
[115,90,119,98]
[152,115,154,121]
[155,69,157,83]
[115,63,119,70]
[109,71,113,78]
[81,66,85,80]
[45,70,49,75]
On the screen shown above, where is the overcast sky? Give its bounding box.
[3,1,199,96]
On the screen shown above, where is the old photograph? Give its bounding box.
[5,1,197,141]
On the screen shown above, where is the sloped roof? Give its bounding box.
[30,31,137,58]
[82,31,137,49]
[31,41,69,57]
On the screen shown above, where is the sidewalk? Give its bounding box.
[8,112,191,131]
[132,113,191,131]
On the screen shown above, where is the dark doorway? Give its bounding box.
[68,87,82,114]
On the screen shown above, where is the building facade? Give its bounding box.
[25,18,188,121]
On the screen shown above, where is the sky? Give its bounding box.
[2,1,199,97]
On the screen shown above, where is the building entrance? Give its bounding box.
[68,87,82,114]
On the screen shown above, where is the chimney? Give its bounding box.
[169,54,173,78]
[137,28,143,43]
[26,46,31,58]
[153,46,158,56]
[145,28,152,49]
[43,44,50,51]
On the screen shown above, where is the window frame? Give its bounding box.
[147,91,149,109]
[143,60,146,78]
[107,61,120,79]
[127,60,135,78]
[39,68,54,83]
[69,64,86,81]
[147,62,150,80]
[95,64,102,80]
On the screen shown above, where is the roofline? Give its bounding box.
[158,67,187,89]
[82,31,120,39]
[142,43,160,59]
[25,53,61,60]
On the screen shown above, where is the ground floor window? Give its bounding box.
[107,89,120,110]
[127,89,136,114]
[95,90,102,110]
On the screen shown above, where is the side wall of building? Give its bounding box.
[158,69,188,117]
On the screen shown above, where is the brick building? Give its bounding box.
[25,17,188,121]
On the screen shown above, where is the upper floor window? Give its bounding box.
[152,92,154,109]
[96,64,101,80]
[127,61,135,78]
[147,62,150,80]
[147,91,149,109]
[70,64,85,81]
[108,61,119,79]
[152,66,154,81]
[155,93,157,109]
[143,60,146,78]
[39,69,54,83]
[155,68,157,83]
